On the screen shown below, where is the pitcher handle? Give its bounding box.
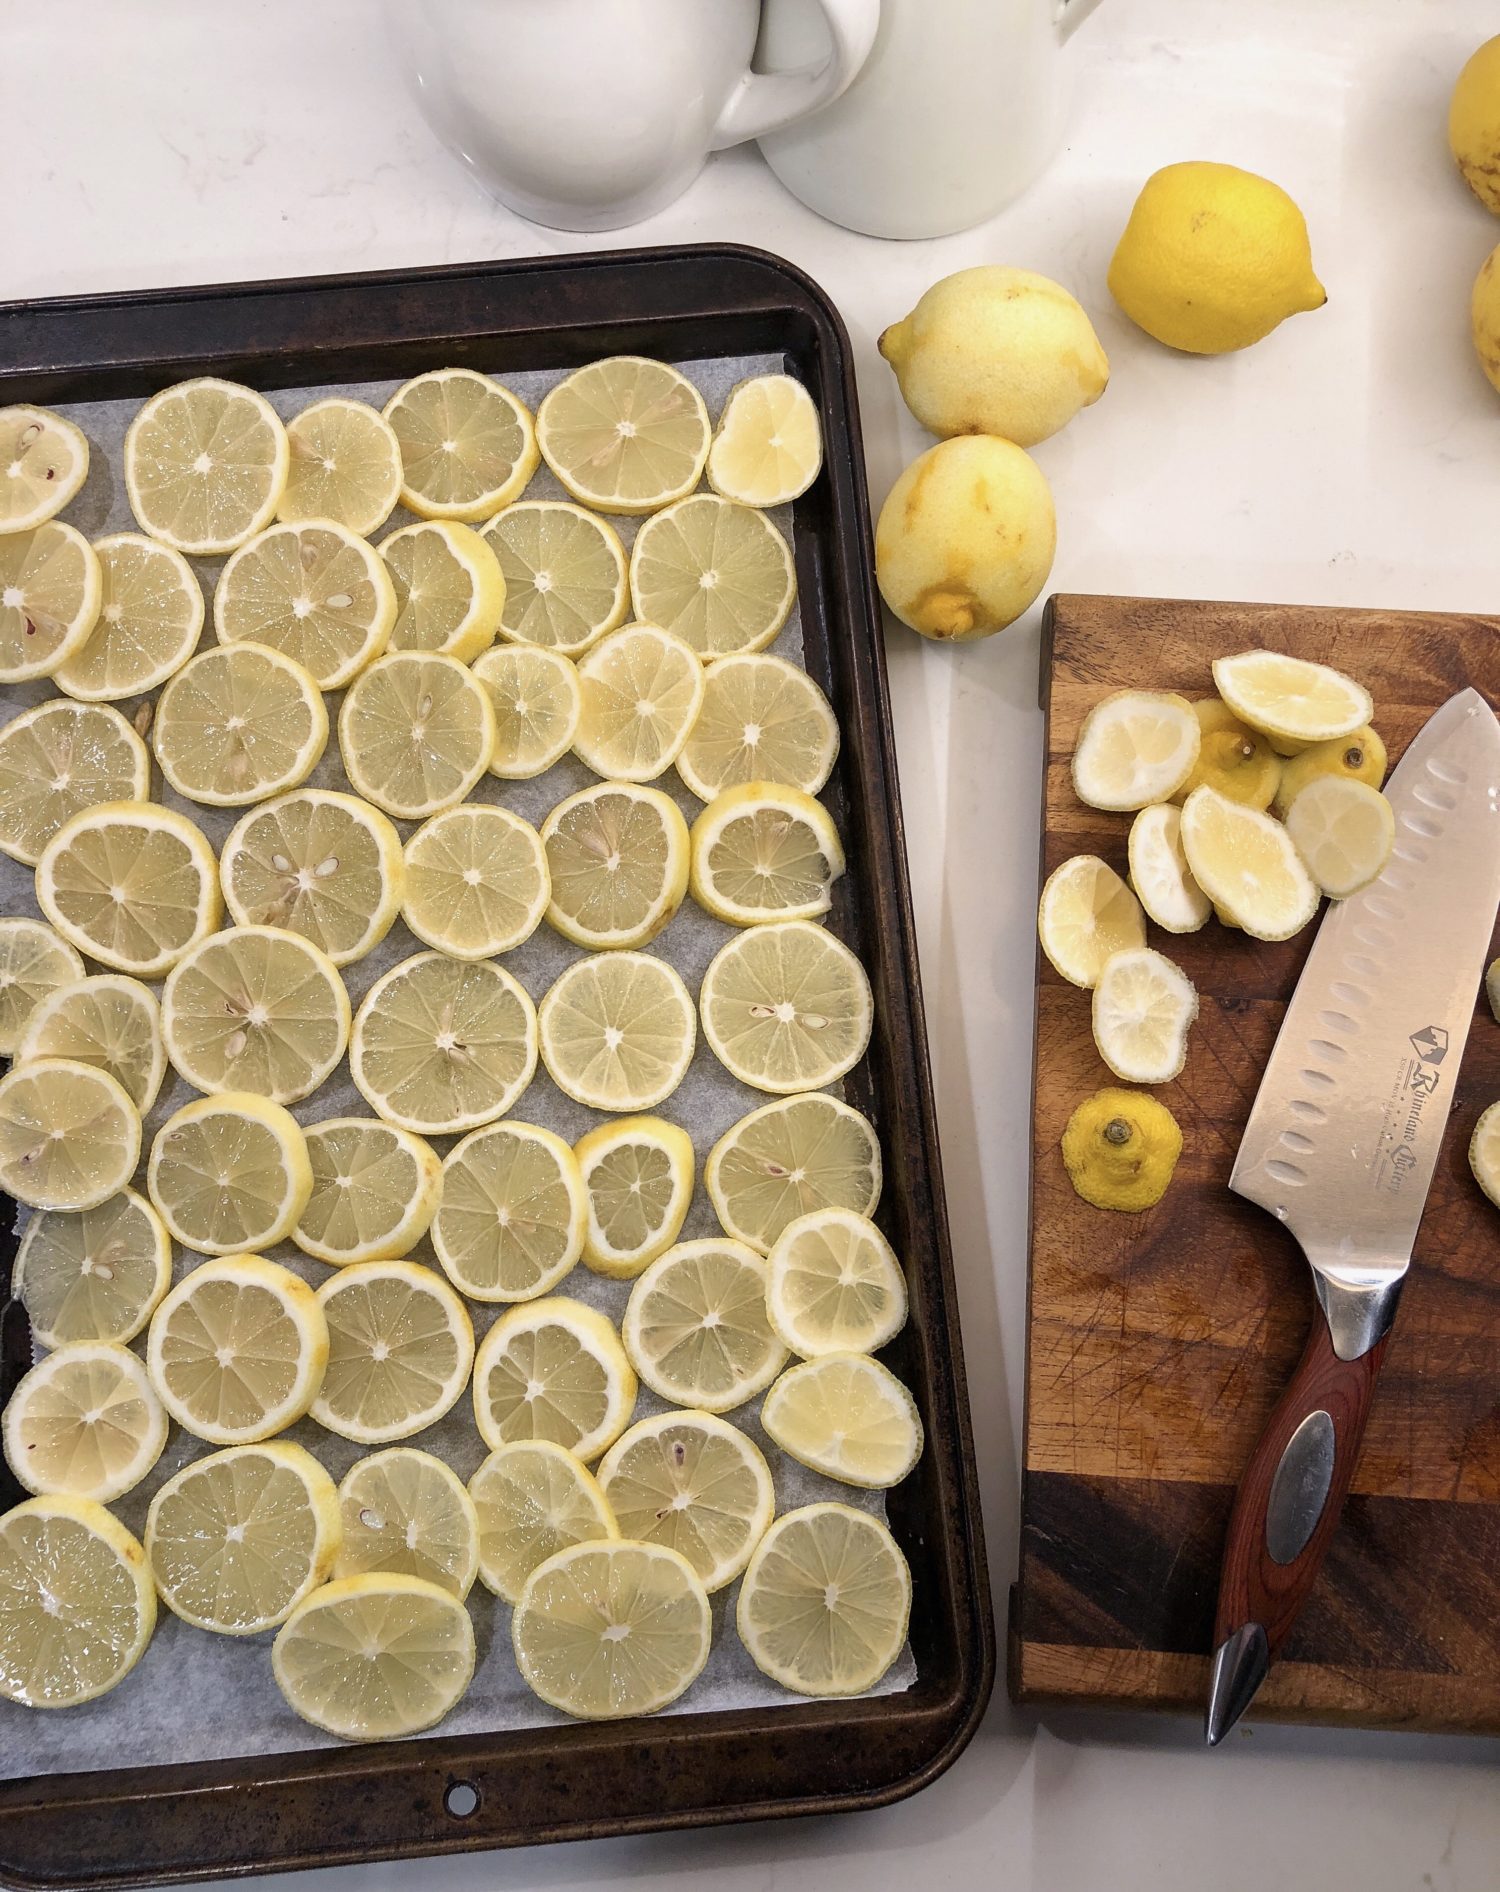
[710,0,881,150]
[1055,0,1105,41]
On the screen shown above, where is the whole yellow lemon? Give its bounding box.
[1108,161,1326,354]
[875,435,1055,642]
[878,267,1109,447]
[1450,36,1500,213]
[1473,243,1500,393]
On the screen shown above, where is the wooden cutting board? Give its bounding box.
[1011,593,1500,1735]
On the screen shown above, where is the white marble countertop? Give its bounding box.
[7,1,1500,1887]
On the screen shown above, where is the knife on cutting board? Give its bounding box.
[1206,685,1500,1746]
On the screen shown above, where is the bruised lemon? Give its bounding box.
[1171,699,1280,811]
[1450,36,1500,215]
[1061,1087,1183,1211]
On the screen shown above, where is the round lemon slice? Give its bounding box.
[575,1114,694,1278]
[384,368,538,522]
[13,1188,171,1349]
[294,1118,441,1266]
[630,496,796,659]
[37,801,221,978]
[339,650,497,819]
[472,1296,637,1462]
[1180,785,1320,940]
[279,397,403,536]
[597,1411,774,1592]
[1072,690,1200,811]
[690,782,845,925]
[380,518,505,663]
[0,917,84,1055]
[220,788,403,968]
[762,1353,923,1490]
[54,533,204,702]
[470,1440,617,1604]
[0,406,89,533]
[536,357,710,515]
[1283,776,1395,898]
[0,521,102,682]
[124,378,289,555]
[699,920,872,1094]
[0,700,148,869]
[310,1259,474,1445]
[707,373,823,508]
[480,500,629,655]
[621,1239,787,1413]
[146,1441,340,1635]
[541,781,690,950]
[351,951,538,1136]
[153,643,328,806]
[0,1496,155,1708]
[513,1538,709,1719]
[18,974,166,1114]
[0,1059,139,1211]
[214,518,397,689]
[765,1208,907,1357]
[705,1093,882,1253]
[1037,854,1147,989]
[1127,803,1211,934]
[676,653,839,803]
[3,1341,167,1504]
[1212,649,1373,746]
[402,803,550,959]
[573,623,706,781]
[147,1093,313,1254]
[146,1253,327,1443]
[538,952,696,1112]
[1470,1100,1500,1208]
[432,1120,587,1303]
[1091,946,1199,1084]
[473,643,582,778]
[336,1448,479,1598]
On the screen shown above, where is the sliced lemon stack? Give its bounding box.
[1212,649,1372,746]
[761,1354,923,1490]
[153,643,328,806]
[1282,776,1395,898]
[1072,690,1200,810]
[383,368,538,521]
[541,782,690,950]
[597,1411,774,1591]
[470,1440,618,1603]
[621,1239,787,1412]
[339,650,497,819]
[1037,855,1146,989]
[0,405,89,532]
[1091,947,1199,1084]
[0,917,84,1055]
[707,374,823,508]
[0,700,149,867]
[690,783,845,925]
[705,1093,882,1253]
[472,1296,637,1462]
[13,1188,171,1349]
[536,356,710,514]
[294,1118,441,1266]
[402,803,550,959]
[480,500,629,655]
[575,1115,694,1277]
[699,920,872,1093]
[1470,1100,1500,1208]
[3,1341,167,1503]
[1180,785,1319,939]
[765,1208,907,1357]
[214,518,397,689]
[147,1094,313,1254]
[19,974,166,1114]
[124,378,289,555]
[573,623,706,781]
[538,951,697,1111]
[37,801,221,977]
[279,397,403,535]
[473,643,582,778]
[310,1259,475,1444]
[55,533,204,702]
[0,522,102,682]
[380,519,505,662]
[629,496,796,658]
[336,1449,480,1598]
[676,653,839,802]
[0,1059,140,1211]
[432,1120,587,1303]
[1127,803,1211,934]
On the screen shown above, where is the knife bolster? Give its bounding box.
[1312,1270,1404,1361]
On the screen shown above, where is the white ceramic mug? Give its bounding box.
[386,0,881,232]
[756,0,1106,238]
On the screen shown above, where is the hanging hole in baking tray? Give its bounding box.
[444,1781,480,1820]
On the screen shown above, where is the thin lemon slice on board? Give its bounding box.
[707,373,822,508]
[13,1188,171,1350]
[1283,776,1395,898]
[690,782,845,925]
[473,643,582,778]
[469,1440,618,1604]
[576,1115,694,1278]
[1092,946,1199,1084]
[351,951,538,1136]
[538,952,696,1112]
[146,1253,327,1443]
[384,368,538,522]
[153,643,327,806]
[125,378,289,555]
[1471,1100,1500,1207]
[220,788,403,969]
[541,781,690,950]
[699,920,872,1094]
[54,533,204,702]
[336,1448,479,1598]
[145,1441,340,1635]
[1127,803,1211,934]
[339,650,497,819]
[765,1208,907,1357]
[676,653,839,802]
[472,1296,637,1462]
[432,1120,587,1303]
[630,496,796,658]
[1037,854,1147,989]
[536,356,710,515]
[402,803,550,959]
[480,500,629,656]
[762,1353,923,1490]
[1072,690,1200,811]
[621,1239,787,1413]
[1180,785,1319,940]
[1212,649,1373,746]
[0,1059,139,1212]
[3,1342,167,1504]
[573,623,706,781]
[381,519,505,663]
[214,518,397,689]
[279,397,403,536]
[294,1118,441,1266]
[310,1259,474,1445]
[0,1496,155,1708]
[0,917,84,1055]
[37,801,221,977]
[737,1501,910,1697]
[147,1093,313,1255]
[597,1410,773,1592]
[0,699,149,868]
[18,974,166,1114]
[0,521,102,682]
[705,1093,882,1253]
[0,406,89,532]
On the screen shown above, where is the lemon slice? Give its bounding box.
[472,1296,637,1461]
[1212,649,1373,745]
[575,1115,694,1278]
[336,1448,479,1597]
[536,357,710,514]
[351,951,538,1135]
[0,1496,155,1707]
[13,1188,171,1350]
[161,925,351,1104]
[620,1239,787,1412]
[125,378,289,554]
[705,1093,882,1253]
[310,1259,474,1444]
[1127,803,1211,934]
[0,521,103,682]
[699,920,872,1094]
[1180,785,1320,939]
[538,952,696,1111]
[220,788,403,968]
[597,1411,774,1592]
[1283,776,1395,898]
[214,518,397,689]
[339,650,497,819]
[295,1118,441,1266]
[147,1093,313,1254]
[0,1059,139,1211]
[384,369,538,522]
[630,497,796,658]
[690,782,845,926]
[1470,1100,1500,1207]
[0,406,89,532]
[765,1208,907,1357]
[469,1440,617,1603]
[573,623,707,781]
[153,643,327,806]
[707,374,823,508]
[1072,690,1200,811]
[762,1354,923,1490]
[146,1253,327,1443]
[0,699,149,868]
[402,803,550,959]
[676,653,840,803]
[432,1120,587,1303]
[381,519,505,663]
[3,1342,167,1504]
[37,801,221,977]
[1037,854,1147,989]
[279,397,403,536]
[146,1441,340,1635]
[479,500,629,656]
[1092,947,1199,1084]
[541,782,690,950]
[472,643,582,778]
[0,917,84,1055]
[512,1539,710,1719]
[54,533,204,702]
[18,974,166,1113]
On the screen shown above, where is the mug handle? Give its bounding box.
[1055,0,1105,41]
[710,0,881,150]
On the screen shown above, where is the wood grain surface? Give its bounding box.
[1010,593,1500,1734]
